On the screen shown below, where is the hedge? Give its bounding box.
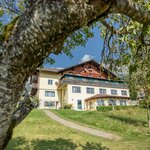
[96,106,136,111]
[96,106,113,111]
[63,104,72,109]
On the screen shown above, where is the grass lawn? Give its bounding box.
[7,109,110,150]
[7,110,150,150]
[52,107,150,150]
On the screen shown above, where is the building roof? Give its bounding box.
[58,59,99,72]
[85,94,130,101]
[37,60,117,79]
[38,68,62,73]
[57,59,117,78]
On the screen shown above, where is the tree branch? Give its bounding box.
[110,0,150,25]
[99,18,128,34]
[0,0,22,15]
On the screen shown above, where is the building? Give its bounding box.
[31,60,132,110]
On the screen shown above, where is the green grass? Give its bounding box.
[52,107,150,150]
[7,109,150,150]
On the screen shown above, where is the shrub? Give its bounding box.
[139,100,150,108]
[64,104,72,109]
[96,106,113,112]
[115,106,135,110]
[96,106,136,111]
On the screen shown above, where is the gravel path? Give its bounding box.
[43,110,121,140]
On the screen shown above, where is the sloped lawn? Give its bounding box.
[52,107,150,150]
[7,110,110,150]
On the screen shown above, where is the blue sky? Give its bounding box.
[45,27,104,69]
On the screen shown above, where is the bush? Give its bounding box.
[115,106,135,110]
[64,104,72,109]
[139,100,150,108]
[96,106,113,112]
[96,106,136,111]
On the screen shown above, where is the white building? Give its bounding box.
[31,60,132,110]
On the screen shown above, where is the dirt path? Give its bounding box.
[43,110,121,140]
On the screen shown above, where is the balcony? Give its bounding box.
[58,74,128,89]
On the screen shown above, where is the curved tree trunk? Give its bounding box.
[0,0,150,149]
[147,106,150,128]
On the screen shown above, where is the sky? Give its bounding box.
[45,27,104,69]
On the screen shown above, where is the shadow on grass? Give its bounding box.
[106,114,147,127]
[7,137,30,150]
[7,137,109,150]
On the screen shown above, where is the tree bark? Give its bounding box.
[147,105,150,128]
[0,0,150,149]
[110,0,150,24]
[2,96,34,148]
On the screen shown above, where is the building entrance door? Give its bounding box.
[77,100,82,109]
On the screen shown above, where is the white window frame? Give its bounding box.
[121,90,127,96]
[44,101,55,107]
[120,100,126,106]
[48,79,53,85]
[72,86,81,93]
[97,100,105,106]
[45,91,55,97]
[99,88,107,94]
[111,89,118,95]
[86,87,95,94]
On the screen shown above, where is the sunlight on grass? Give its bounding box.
[52,107,150,149]
[7,109,150,150]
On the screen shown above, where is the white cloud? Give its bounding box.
[50,67,64,69]
[80,54,94,63]
[56,67,64,69]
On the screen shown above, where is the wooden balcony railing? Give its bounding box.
[58,78,128,89]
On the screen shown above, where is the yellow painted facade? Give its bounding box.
[37,70,132,110]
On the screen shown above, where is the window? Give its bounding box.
[86,87,94,94]
[72,86,81,93]
[120,100,126,106]
[45,91,55,97]
[97,100,104,106]
[121,90,127,96]
[111,89,117,95]
[48,79,53,85]
[109,100,116,106]
[99,89,107,94]
[44,101,55,107]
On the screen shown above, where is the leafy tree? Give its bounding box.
[97,1,150,128]
[129,55,150,127]
[0,0,150,149]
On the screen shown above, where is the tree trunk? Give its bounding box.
[147,105,150,128]
[0,0,150,148]
[0,1,111,148]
